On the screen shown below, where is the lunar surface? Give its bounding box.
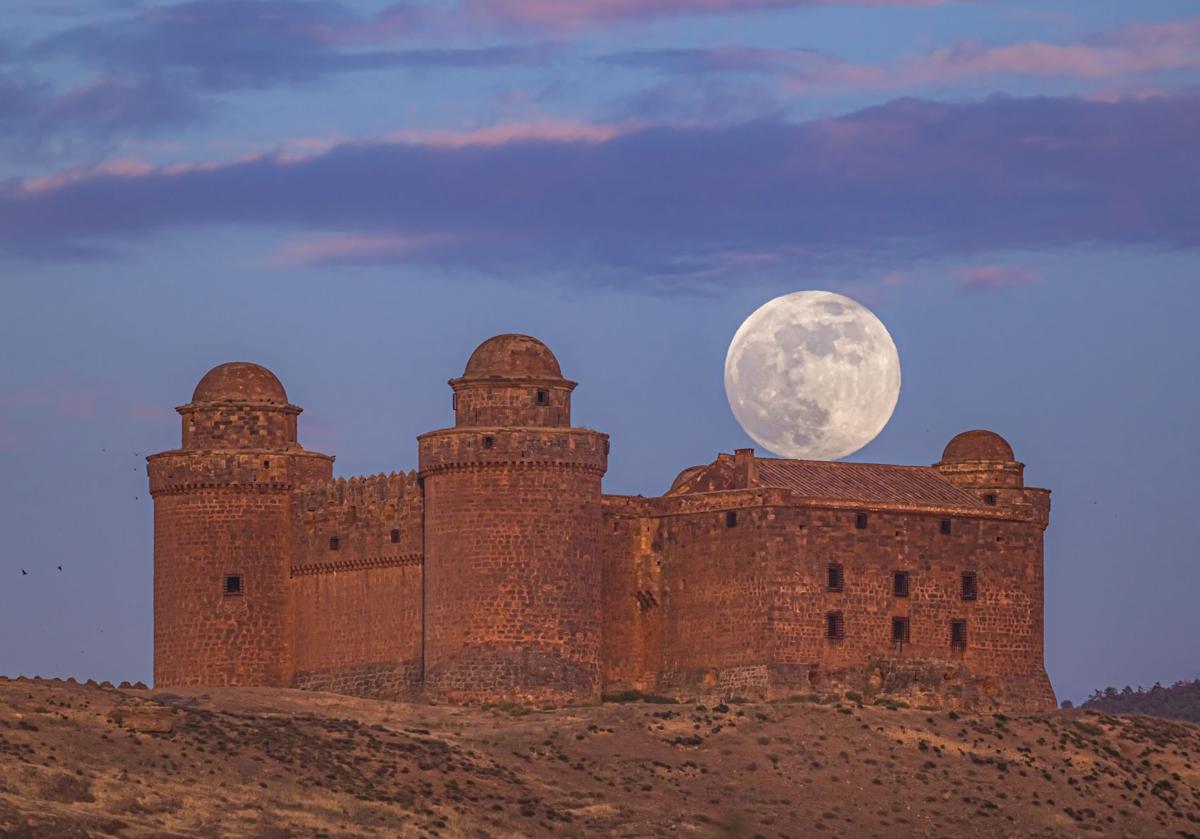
[724,291,901,460]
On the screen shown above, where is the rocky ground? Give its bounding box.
[1,677,1199,838]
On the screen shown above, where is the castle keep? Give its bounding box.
[147,334,1055,711]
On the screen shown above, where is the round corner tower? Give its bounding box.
[147,362,332,688]
[418,334,609,704]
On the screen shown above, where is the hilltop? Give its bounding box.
[1,678,1198,838]
[1083,679,1200,724]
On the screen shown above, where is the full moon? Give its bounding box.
[724,291,901,461]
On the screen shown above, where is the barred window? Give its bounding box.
[726,511,738,528]
[855,512,869,529]
[329,536,339,551]
[826,611,845,640]
[223,575,243,596]
[983,493,997,506]
[940,518,952,535]
[827,564,844,593]
[893,570,910,598]
[892,616,910,643]
[962,571,978,601]
[951,620,968,650]
[391,529,401,544]
[535,389,549,405]
[482,436,494,449]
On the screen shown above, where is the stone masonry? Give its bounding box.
[148,334,1055,711]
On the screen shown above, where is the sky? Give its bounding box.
[1,0,1198,704]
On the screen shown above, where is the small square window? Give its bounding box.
[855,512,869,529]
[725,511,738,528]
[390,529,401,544]
[329,536,340,551]
[983,493,997,505]
[827,564,844,593]
[223,575,243,596]
[535,389,549,406]
[482,436,494,449]
[892,616,910,643]
[262,459,270,469]
[962,571,978,601]
[826,611,845,640]
[950,620,968,650]
[940,518,952,535]
[893,571,910,598]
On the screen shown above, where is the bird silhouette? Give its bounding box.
[57,566,63,571]
[21,569,28,576]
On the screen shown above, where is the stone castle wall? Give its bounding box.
[600,490,1054,711]
[290,473,424,699]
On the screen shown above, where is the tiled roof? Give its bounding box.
[753,458,983,508]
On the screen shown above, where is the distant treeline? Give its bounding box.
[1079,679,1200,723]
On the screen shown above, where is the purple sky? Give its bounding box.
[1,0,1198,702]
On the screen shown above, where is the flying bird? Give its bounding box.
[21,569,28,575]
[57,566,63,571]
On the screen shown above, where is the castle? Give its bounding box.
[147,334,1055,711]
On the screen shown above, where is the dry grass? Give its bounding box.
[1,677,1199,838]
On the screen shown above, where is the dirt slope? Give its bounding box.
[1,677,1198,838]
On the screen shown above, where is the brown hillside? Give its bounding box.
[1,677,1198,838]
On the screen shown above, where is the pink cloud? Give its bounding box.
[462,0,947,29]
[956,265,1043,294]
[265,232,460,268]
[127,403,177,425]
[382,119,629,148]
[774,19,1200,92]
[0,383,105,418]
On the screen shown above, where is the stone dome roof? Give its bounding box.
[941,429,1015,463]
[192,362,288,405]
[462,334,563,379]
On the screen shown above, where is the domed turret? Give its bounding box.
[941,430,1016,464]
[192,362,288,405]
[148,359,333,691]
[463,334,564,380]
[934,428,1024,497]
[179,362,300,450]
[450,334,576,428]
[419,333,609,704]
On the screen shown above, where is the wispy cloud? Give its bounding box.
[450,0,951,31]
[956,265,1043,294]
[1,93,1197,284]
[31,2,556,91]
[265,232,459,268]
[607,19,1200,91]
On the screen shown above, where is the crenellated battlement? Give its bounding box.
[296,470,421,512]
